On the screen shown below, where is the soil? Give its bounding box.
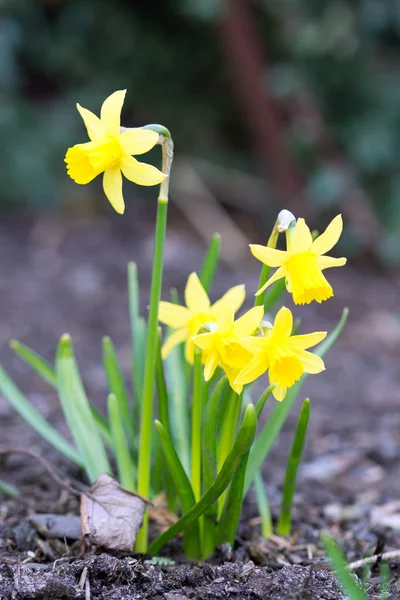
[1,209,400,598]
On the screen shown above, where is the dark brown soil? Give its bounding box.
[1,210,400,598]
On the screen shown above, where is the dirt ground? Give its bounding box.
[1,210,400,598]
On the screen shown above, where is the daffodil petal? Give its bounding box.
[273,306,293,338]
[100,90,126,136]
[296,350,325,374]
[193,331,215,351]
[161,328,188,359]
[317,255,347,270]
[312,214,343,257]
[250,244,287,267]
[185,272,210,313]
[204,351,219,381]
[211,284,245,321]
[158,301,190,328]
[223,365,243,394]
[254,266,287,296]
[103,167,125,214]
[240,336,267,353]
[120,128,159,156]
[233,306,264,337]
[293,218,313,252]
[76,104,106,141]
[120,155,165,186]
[235,355,268,386]
[287,331,327,350]
[272,385,287,402]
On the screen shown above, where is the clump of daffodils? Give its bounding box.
[1,91,348,560]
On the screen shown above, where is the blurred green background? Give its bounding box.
[1,0,400,260]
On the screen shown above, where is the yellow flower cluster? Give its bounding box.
[159,216,346,401]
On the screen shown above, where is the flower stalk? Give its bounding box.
[135,130,174,552]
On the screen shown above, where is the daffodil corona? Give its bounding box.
[65,90,165,214]
[193,306,264,394]
[235,306,327,400]
[251,215,347,305]
[158,272,246,362]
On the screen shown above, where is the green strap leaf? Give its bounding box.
[108,393,136,491]
[148,404,257,555]
[128,262,144,408]
[200,233,221,292]
[322,532,367,600]
[155,420,200,559]
[277,398,310,536]
[244,308,348,494]
[56,334,111,482]
[0,363,83,467]
[102,336,134,443]
[10,340,56,388]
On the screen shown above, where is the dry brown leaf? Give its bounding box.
[80,474,147,551]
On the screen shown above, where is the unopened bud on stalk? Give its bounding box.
[274,209,296,233]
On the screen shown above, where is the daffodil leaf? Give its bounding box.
[0,362,83,467]
[10,339,57,388]
[277,398,310,536]
[155,420,200,559]
[148,404,257,556]
[56,334,111,482]
[128,262,144,407]
[108,393,136,492]
[200,233,221,292]
[102,335,134,444]
[244,308,348,495]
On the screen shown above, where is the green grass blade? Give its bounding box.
[217,451,249,547]
[254,471,272,538]
[380,562,390,599]
[10,340,56,388]
[322,532,367,600]
[244,308,348,494]
[56,334,111,482]
[199,233,221,292]
[108,393,136,491]
[102,336,134,443]
[155,420,201,559]
[90,405,113,448]
[277,398,310,535]
[0,363,83,467]
[128,262,144,406]
[0,480,19,498]
[148,404,257,556]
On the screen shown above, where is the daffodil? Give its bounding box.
[236,306,326,401]
[251,215,347,304]
[65,90,165,214]
[159,272,246,363]
[193,306,264,394]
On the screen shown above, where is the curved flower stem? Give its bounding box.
[136,131,174,553]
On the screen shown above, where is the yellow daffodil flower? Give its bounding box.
[159,272,246,363]
[193,306,264,394]
[236,306,327,401]
[65,90,165,214]
[251,215,347,304]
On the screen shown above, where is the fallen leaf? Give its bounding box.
[80,474,147,551]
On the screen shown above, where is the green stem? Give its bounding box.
[254,230,278,308]
[217,390,241,516]
[135,134,173,553]
[191,348,203,502]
